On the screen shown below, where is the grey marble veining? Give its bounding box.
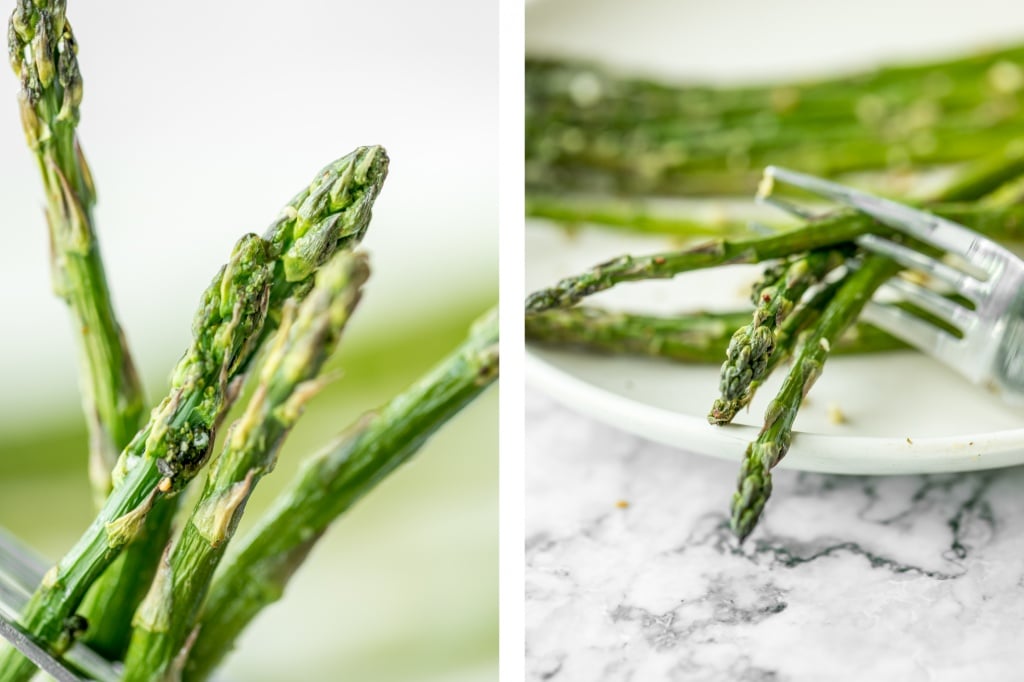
[526,390,1024,681]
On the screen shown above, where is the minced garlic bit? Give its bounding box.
[818,337,831,352]
[827,402,846,425]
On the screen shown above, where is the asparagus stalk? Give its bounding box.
[527,48,1024,196]
[528,307,751,362]
[0,148,389,678]
[530,183,1024,240]
[528,126,1024,197]
[8,0,145,503]
[525,304,905,362]
[528,188,1024,242]
[935,139,1024,202]
[526,194,770,238]
[77,146,389,660]
[730,255,896,541]
[0,232,275,682]
[524,196,1024,314]
[527,45,1024,125]
[728,144,1024,541]
[709,249,846,424]
[122,251,369,681]
[182,308,499,682]
[524,212,878,313]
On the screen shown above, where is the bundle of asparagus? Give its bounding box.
[1,2,498,680]
[525,43,1024,542]
[527,46,1024,196]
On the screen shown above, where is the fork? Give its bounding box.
[0,530,120,681]
[759,166,1024,405]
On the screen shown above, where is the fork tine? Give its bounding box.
[764,166,996,262]
[861,301,963,364]
[879,276,977,331]
[857,234,986,300]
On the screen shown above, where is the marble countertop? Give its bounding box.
[526,390,1024,681]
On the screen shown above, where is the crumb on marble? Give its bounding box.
[615,499,630,509]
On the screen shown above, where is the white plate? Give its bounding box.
[525,223,1024,474]
[526,0,1024,473]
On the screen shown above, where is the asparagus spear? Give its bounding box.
[728,146,1024,541]
[122,251,369,681]
[526,194,768,238]
[524,195,1024,314]
[527,46,1024,125]
[0,232,274,681]
[0,148,389,679]
[528,307,751,362]
[528,126,1024,197]
[8,0,145,503]
[524,211,878,313]
[730,255,896,540]
[182,308,499,682]
[709,249,846,424]
[527,48,1024,196]
[525,304,905,362]
[528,186,1024,242]
[77,146,389,660]
[934,139,1024,202]
[529,181,1024,242]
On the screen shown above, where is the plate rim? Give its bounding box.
[526,348,1024,475]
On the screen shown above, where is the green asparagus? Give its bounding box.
[182,308,499,681]
[0,232,274,682]
[709,249,847,424]
[527,194,767,238]
[730,255,897,541]
[525,304,905,362]
[0,145,389,679]
[527,47,1024,196]
[8,0,145,504]
[122,251,369,681]
[727,144,1024,541]
[524,212,879,313]
[77,146,390,659]
[524,193,1024,315]
[528,190,1024,242]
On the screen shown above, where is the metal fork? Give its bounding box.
[759,166,1024,405]
[0,530,120,681]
